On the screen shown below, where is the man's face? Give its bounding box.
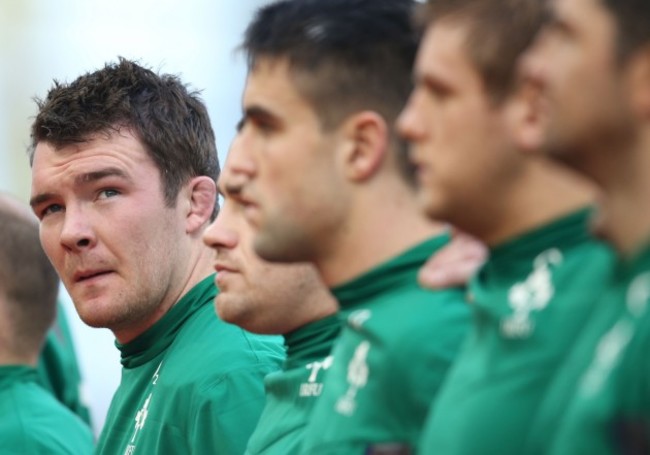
[398,20,521,232]
[522,0,634,172]
[234,57,348,264]
[31,130,189,342]
[203,150,332,334]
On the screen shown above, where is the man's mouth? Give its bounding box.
[74,270,113,283]
[214,262,238,274]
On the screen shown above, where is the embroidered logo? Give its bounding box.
[133,393,152,441]
[124,361,162,455]
[336,341,371,416]
[301,355,334,397]
[502,248,563,339]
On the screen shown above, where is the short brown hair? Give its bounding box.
[0,195,59,358]
[419,0,546,104]
[601,0,650,62]
[31,58,221,218]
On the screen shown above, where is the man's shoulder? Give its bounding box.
[0,382,93,454]
[161,302,284,384]
[340,285,470,366]
[361,281,469,328]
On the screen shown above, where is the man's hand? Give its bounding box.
[419,230,488,290]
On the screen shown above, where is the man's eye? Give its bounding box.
[41,204,64,218]
[250,117,277,134]
[98,189,120,199]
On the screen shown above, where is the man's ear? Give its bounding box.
[184,176,217,234]
[339,111,389,182]
[627,46,650,120]
[509,81,547,154]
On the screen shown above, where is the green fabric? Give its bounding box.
[548,244,650,455]
[419,209,615,455]
[0,365,94,454]
[95,275,285,455]
[245,315,341,455]
[301,235,471,454]
[37,299,92,426]
[525,278,623,454]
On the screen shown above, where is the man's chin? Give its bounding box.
[254,234,301,264]
[539,128,582,166]
[73,301,121,330]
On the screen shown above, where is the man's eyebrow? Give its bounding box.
[30,167,131,209]
[30,193,55,209]
[223,181,243,197]
[235,117,245,132]
[243,105,278,124]
[541,4,555,26]
[73,167,131,186]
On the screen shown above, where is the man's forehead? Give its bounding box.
[416,21,473,80]
[553,0,599,20]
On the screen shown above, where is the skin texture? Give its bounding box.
[228,57,440,286]
[30,129,216,343]
[398,18,594,247]
[522,0,650,255]
[231,58,349,266]
[203,139,338,335]
[522,0,635,176]
[398,21,520,243]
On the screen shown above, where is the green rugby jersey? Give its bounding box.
[37,299,92,426]
[301,234,470,454]
[548,244,650,455]
[524,277,623,454]
[420,209,614,455]
[95,275,285,455]
[245,315,341,455]
[0,365,94,454]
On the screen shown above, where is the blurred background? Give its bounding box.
[0,0,268,435]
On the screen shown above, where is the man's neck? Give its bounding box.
[0,351,37,366]
[112,242,215,344]
[316,179,446,287]
[476,158,596,247]
[593,138,650,256]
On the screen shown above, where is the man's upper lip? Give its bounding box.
[214,262,238,274]
[73,269,113,282]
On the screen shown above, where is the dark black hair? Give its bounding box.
[602,0,650,62]
[243,0,418,182]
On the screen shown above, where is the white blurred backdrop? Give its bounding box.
[0,0,269,435]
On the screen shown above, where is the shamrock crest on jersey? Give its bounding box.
[502,248,563,339]
[336,341,371,417]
